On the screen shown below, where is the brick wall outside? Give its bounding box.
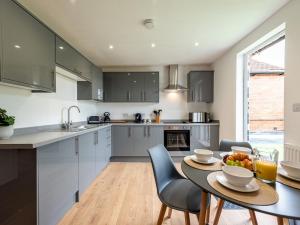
[248,74,284,132]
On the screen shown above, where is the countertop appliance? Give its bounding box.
[189,112,211,123]
[103,112,111,122]
[134,113,143,123]
[87,116,102,124]
[164,126,190,151]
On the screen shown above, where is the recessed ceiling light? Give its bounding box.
[69,0,77,4]
[151,43,156,48]
[109,45,114,49]
[59,46,64,50]
[194,42,199,47]
[14,45,21,49]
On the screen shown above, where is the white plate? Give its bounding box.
[190,155,218,164]
[278,167,300,182]
[215,171,260,193]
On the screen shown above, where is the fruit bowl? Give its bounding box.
[223,152,254,171]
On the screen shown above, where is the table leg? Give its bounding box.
[198,191,208,225]
[277,217,284,225]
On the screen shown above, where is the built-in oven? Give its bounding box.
[164,126,190,151]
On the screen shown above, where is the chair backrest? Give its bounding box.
[148,144,182,195]
[219,139,252,152]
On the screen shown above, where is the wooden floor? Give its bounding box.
[58,162,288,225]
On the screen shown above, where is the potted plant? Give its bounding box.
[153,109,162,123]
[0,108,15,139]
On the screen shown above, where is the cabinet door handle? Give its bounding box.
[144,91,146,101]
[128,127,131,137]
[128,91,131,101]
[191,89,194,101]
[75,137,79,155]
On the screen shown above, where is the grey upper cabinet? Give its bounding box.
[56,36,92,81]
[78,132,96,197]
[0,0,55,92]
[187,71,214,103]
[37,138,78,225]
[77,65,103,101]
[103,72,159,102]
[144,72,159,102]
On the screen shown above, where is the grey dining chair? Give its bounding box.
[213,139,257,225]
[289,219,300,225]
[148,144,210,225]
[219,139,253,152]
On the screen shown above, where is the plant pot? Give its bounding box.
[0,125,14,139]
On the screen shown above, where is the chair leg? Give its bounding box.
[199,191,208,225]
[205,194,211,224]
[184,211,191,225]
[249,210,258,225]
[166,207,172,218]
[277,217,284,225]
[157,203,167,225]
[213,199,224,225]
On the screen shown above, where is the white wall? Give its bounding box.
[100,65,212,120]
[210,0,300,145]
[0,74,97,128]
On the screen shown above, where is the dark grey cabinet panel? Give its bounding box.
[187,71,214,103]
[37,138,78,225]
[0,0,55,92]
[112,125,163,157]
[112,126,134,156]
[56,36,91,81]
[104,72,130,102]
[144,72,159,102]
[190,125,219,151]
[77,65,103,101]
[78,132,96,197]
[103,72,159,102]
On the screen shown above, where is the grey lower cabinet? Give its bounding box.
[56,36,92,81]
[0,0,55,92]
[95,127,111,175]
[190,125,219,151]
[112,126,163,156]
[103,72,159,102]
[37,138,78,225]
[187,71,214,103]
[77,65,103,101]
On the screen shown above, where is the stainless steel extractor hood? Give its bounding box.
[164,65,187,92]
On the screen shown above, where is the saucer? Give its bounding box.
[278,167,300,182]
[190,155,218,164]
[215,171,260,193]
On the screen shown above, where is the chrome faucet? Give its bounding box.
[65,105,80,129]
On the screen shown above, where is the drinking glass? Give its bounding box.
[255,149,279,183]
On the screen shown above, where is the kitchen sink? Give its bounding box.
[50,124,98,132]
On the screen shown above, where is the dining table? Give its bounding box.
[181,152,300,225]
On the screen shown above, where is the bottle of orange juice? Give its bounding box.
[255,150,279,183]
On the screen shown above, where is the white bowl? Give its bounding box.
[194,149,213,162]
[280,161,300,179]
[222,165,253,187]
[231,146,252,155]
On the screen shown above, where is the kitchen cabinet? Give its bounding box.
[112,126,134,156]
[190,125,219,151]
[95,127,111,175]
[103,72,159,102]
[56,36,92,81]
[144,72,159,102]
[187,71,214,103]
[37,138,78,225]
[77,65,103,101]
[0,0,55,92]
[112,125,163,157]
[78,132,96,197]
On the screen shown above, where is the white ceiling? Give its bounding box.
[18,0,289,67]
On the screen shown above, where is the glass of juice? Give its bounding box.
[255,150,279,183]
